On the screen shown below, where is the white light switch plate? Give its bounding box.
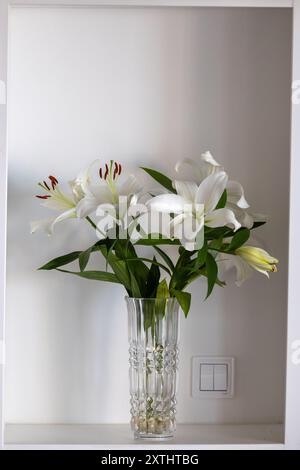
[192,356,235,398]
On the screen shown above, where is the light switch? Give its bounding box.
[200,364,214,391]
[214,364,228,391]
[192,356,235,398]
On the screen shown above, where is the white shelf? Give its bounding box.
[9,1,294,9]
[4,424,284,450]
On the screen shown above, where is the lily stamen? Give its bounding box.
[49,175,58,190]
[113,162,119,180]
[99,161,123,182]
[104,164,109,180]
[36,195,51,199]
[35,175,61,200]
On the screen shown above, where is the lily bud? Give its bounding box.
[235,246,278,276]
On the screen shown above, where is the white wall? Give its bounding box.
[5,6,291,424]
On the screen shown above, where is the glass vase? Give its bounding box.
[126,297,179,440]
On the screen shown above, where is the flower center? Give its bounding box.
[99,160,122,203]
[99,161,122,182]
[35,175,58,199]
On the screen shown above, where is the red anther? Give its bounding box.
[104,163,109,180]
[99,167,103,179]
[36,195,51,199]
[49,175,58,184]
[43,180,50,191]
[118,163,122,175]
[113,162,119,180]
[49,175,58,189]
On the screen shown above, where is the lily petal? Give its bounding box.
[227,180,250,209]
[171,213,204,251]
[227,203,254,229]
[147,194,186,214]
[196,171,228,213]
[175,158,202,180]
[234,256,254,286]
[41,188,75,211]
[201,151,221,168]
[205,208,241,231]
[90,184,114,203]
[240,211,254,229]
[69,159,101,201]
[76,183,115,218]
[118,174,142,196]
[173,180,198,203]
[217,252,253,286]
[30,208,76,235]
[76,196,99,218]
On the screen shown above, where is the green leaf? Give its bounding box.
[128,267,142,297]
[173,290,191,318]
[99,246,132,293]
[38,239,110,271]
[56,269,121,283]
[153,246,175,272]
[136,237,180,246]
[154,279,170,322]
[205,226,231,240]
[205,253,218,299]
[196,243,207,268]
[105,239,118,271]
[209,237,224,250]
[141,167,176,194]
[143,301,156,331]
[169,248,195,291]
[228,228,250,252]
[79,246,93,272]
[156,279,170,299]
[38,251,81,270]
[109,240,150,297]
[216,190,227,209]
[109,259,131,293]
[146,257,161,298]
[252,221,266,229]
[184,268,205,288]
[119,257,171,276]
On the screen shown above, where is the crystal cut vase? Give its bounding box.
[126,297,179,440]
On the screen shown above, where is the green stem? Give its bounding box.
[86,216,97,230]
[208,247,230,254]
[118,257,171,276]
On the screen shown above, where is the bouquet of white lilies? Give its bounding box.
[32,152,278,316]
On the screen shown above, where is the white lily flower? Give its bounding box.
[148,171,241,251]
[76,160,142,219]
[217,246,278,286]
[31,175,77,235]
[175,151,260,228]
[175,151,221,182]
[69,159,100,203]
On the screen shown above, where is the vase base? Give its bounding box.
[134,433,174,440]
